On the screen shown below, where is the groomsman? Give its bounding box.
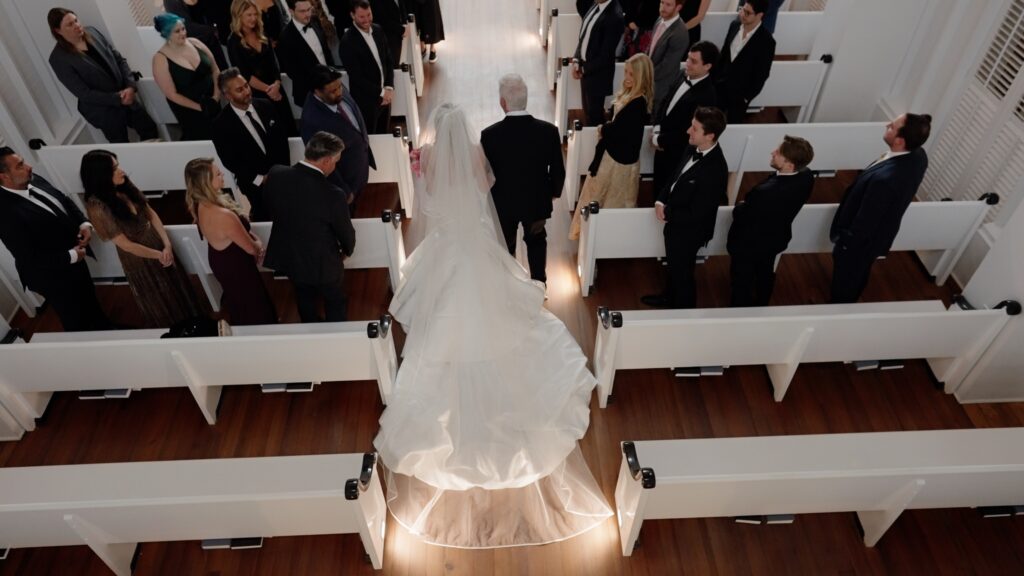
[643,107,728,309]
[371,0,408,68]
[339,0,396,134]
[727,135,815,307]
[572,0,624,126]
[714,0,775,124]
[830,113,931,303]
[277,0,336,107]
[481,74,566,284]
[651,40,718,196]
[648,0,689,114]
[212,68,291,221]
[0,147,109,331]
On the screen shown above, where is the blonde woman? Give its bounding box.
[185,158,276,325]
[569,53,654,240]
[226,0,297,134]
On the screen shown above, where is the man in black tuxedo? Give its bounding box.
[576,0,593,15]
[0,147,109,331]
[714,0,775,124]
[277,0,336,107]
[367,0,407,68]
[830,113,931,303]
[300,65,377,211]
[263,132,356,322]
[727,135,815,307]
[339,1,396,134]
[481,73,566,284]
[212,68,292,222]
[643,107,728,309]
[572,0,624,126]
[651,40,718,196]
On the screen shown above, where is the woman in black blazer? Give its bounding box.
[47,8,158,143]
[569,53,653,240]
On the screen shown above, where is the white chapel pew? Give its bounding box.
[576,198,995,295]
[547,13,581,89]
[615,429,1024,555]
[0,316,397,432]
[0,452,386,573]
[563,121,887,210]
[592,300,1016,407]
[538,0,577,46]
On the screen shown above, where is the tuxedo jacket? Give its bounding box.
[0,176,89,291]
[715,20,775,109]
[300,91,377,197]
[657,144,728,247]
[263,163,355,285]
[48,27,143,136]
[481,114,566,223]
[649,18,688,112]
[727,168,814,256]
[369,0,408,40]
[211,99,292,195]
[338,24,395,116]
[830,148,929,258]
[574,1,624,80]
[654,73,717,153]
[276,19,336,106]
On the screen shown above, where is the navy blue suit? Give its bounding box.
[299,90,377,204]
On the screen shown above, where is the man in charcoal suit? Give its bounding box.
[647,0,689,114]
[212,68,291,221]
[277,0,336,107]
[651,40,718,196]
[727,135,815,306]
[0,147,109,331]
[830,113,931,303]
[572,0,625,126]
[714,0,775,124]
[643,106,728,309]
[481,74,566,285]
[263,132,356,322]
[300,65,377,211]
[339,1,396,134]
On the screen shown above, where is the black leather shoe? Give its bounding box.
[641,294,671,308]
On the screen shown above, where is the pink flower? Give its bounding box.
[410,147,422,177]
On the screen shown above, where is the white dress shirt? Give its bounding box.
[652,74,709,147]
[655,142,720,208]
[579,0,610,60]
[2,183,91,263]
[299,160,325,175]
[294,18,327,66]
[730,21,761,61]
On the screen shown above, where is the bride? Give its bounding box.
[373,104,612,548]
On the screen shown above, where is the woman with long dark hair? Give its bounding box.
[81,150,203,327]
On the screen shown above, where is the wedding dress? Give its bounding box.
[373,104,612,548]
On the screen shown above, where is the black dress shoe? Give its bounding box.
[641,294,671,308]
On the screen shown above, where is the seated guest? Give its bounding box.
[185,158,277,325]
[80,150,203,328]
[681,0,710,47]
[301,65,376,211]
[569,53,653,240]
[339,0,396,134]
[647,0,690,115]
[0,147,110,332]
[152,13,222,141]
[212,68,292,221]
[573,0,625,127]
[263,132,356,322]
[651,40,718,196]
[727,135,815,307]
[226,0,298,136]
[643,106,728,309]
[714,0,774,124]
[47,8,158,144]
[276,0,336,107]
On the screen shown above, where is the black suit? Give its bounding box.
[656,144,728,308]
[212,100,292,221]
[652,73,717,194]
[481,114,566,283]
[276,19,336,107]
[300,91,377,205]
[574,1,625,126]
[727,169,814,306]
[370,0,408,66]
[263,163,356,322]
[48,27,157,143]
[0,176,108,331]
[715,20,775,124]
[339,24,395,134]
[829,149,929,303]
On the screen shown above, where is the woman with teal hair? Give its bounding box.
[152,12,221,140]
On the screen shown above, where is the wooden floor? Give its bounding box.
[4,1,1024,574]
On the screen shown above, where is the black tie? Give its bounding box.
[690,150,704,162]
[245,110,269,148]
[29,188,67,217]
[684,78,693,87]
[302,24,312,33]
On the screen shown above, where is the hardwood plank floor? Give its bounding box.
[4,1,1024,574]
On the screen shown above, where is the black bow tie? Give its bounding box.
[302,24,312,33]
[690,150,704,162]
[684,78,693,87]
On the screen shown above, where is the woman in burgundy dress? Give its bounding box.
[184,158,277,325]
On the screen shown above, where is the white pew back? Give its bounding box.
[0,317,397,430]
[615,429,1024,555]
[0,453,386,573]
[538,0,577,45]
[592,301,1012,407]
[547,13,582,89]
